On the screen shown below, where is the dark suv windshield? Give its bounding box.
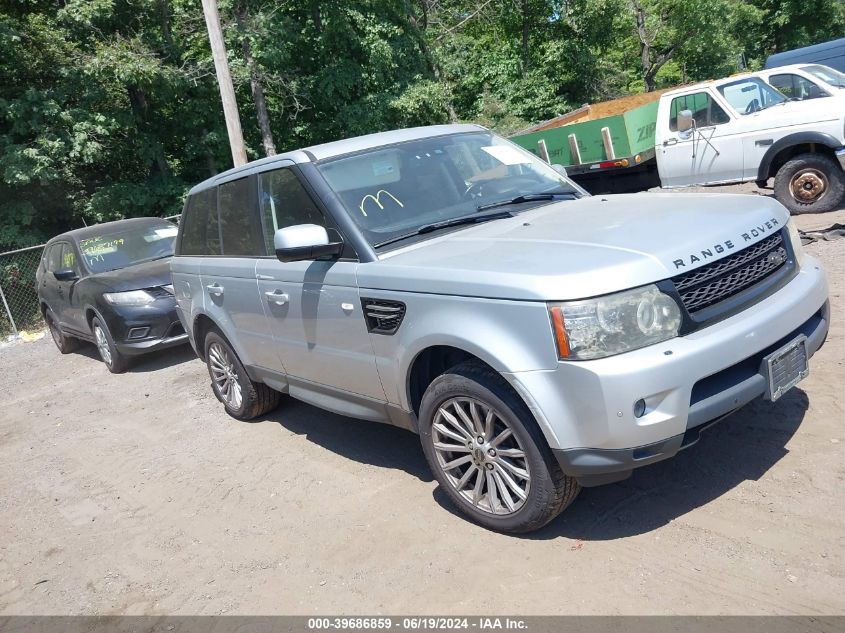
[315,131,582,248]
[78,222,178,273]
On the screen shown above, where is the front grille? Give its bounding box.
[672,232,788,314]
[147,286,175,299]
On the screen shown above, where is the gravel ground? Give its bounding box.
[1,193,844,616]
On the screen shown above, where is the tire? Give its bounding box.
[419,361,580,533]
[91,316,128,374]
[45,309,80,354]
[204,330,280,420]
[773,153,845,214]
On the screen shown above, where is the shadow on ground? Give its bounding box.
[247,384,808,539]
[73,341,197,373]
[259,397,433,482]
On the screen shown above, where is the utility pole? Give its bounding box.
[201,0,248,167]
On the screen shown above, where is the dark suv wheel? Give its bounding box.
[204,330,280,420]
[91,316,128,373]
[419,361,580,533]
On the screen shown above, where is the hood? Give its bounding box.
[753,97,843,127]
[88,257,173,292]
[358,193,789,301]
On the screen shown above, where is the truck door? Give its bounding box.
[656,90,744,187]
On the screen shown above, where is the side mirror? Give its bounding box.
[677,109,694,134]
[53,268,78,282]
[551,164,568,177]
[274,224,343,263]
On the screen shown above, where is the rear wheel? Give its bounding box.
[204,330,280,420]
[92,316,128,374]
[45,309,79,354]
[773,153,845,214]
[419,361,580,533]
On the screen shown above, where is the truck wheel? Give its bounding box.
[419,361,580,533]
[773,153,845,214]
[46,309,79,354]
[204,330,280,420]
[92,316,128,374]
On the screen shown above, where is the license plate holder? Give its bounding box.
[762,335,809,401]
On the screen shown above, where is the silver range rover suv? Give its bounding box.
[173,124,830,533]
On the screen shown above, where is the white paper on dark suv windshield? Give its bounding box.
[481,145,532,165]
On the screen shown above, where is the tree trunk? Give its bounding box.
[235,5,277,157]
[311,1,322,33]
[127,85,170,177]
[521,0,530,77]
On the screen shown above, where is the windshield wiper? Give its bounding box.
[475,190,578,212]
[374,210,514,248]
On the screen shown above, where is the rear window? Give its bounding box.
[218,177,264,256]
[179,188,220,255]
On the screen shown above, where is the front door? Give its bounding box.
[657,90,744,187]
[254,166,384,401]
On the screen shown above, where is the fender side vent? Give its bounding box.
[361,298,406,335]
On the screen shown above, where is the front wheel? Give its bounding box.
[773,153,845,214]
[419,361,580,533]
[92,316,128,373]
[204,330,280,420]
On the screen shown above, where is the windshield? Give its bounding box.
[718,77,786,114]
[802,64,845,88]
[78,222,177,273]
[315,131,582,248]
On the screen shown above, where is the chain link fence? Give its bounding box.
[0,242,46,338]
[0,215,181,339]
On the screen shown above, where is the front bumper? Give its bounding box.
[99,300,188,357]
[506,255,829,486]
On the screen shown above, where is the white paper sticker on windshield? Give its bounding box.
[481,145,532,165]
[155,227,178,238]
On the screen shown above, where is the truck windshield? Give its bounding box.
[77,223,178,273]
[315,131,582,248]
[802,64,845,88]
[718,77,786,114]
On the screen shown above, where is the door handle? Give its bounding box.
[265,290,289,306]
[206,284,224,296]
[663,138,679,147]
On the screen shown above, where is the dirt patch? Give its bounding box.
[0,230,843,615]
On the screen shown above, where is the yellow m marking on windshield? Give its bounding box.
[359,190,404,216]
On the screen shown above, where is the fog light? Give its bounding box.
[634,399,647,418]
[128,327,150,340]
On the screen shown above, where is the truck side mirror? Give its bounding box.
[677,109,694,134]
[551,164,568,177]
[274,224,343,263]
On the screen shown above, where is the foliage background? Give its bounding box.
[1,0,844,245]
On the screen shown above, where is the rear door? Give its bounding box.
[199,175,284,374]
[254,166,385,402]
[39,243,63,317]
[656,90,744,187]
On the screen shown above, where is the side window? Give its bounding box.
[179,187,220,255]
[46,244,63,272]
[61,243,79,273]
[669,92,730,131]
[258,168,325,255]
[770,74,827,100]
[219,177,264,256]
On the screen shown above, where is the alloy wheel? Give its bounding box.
[93,324,112,366]
[431,397,531,515]
[208,342,243,410]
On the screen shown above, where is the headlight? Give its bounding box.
[549,284,682,360]
[786,218,804,268]
[103,290,155,306]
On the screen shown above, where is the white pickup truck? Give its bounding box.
[513,73,845,214]
[656,74,845,213]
